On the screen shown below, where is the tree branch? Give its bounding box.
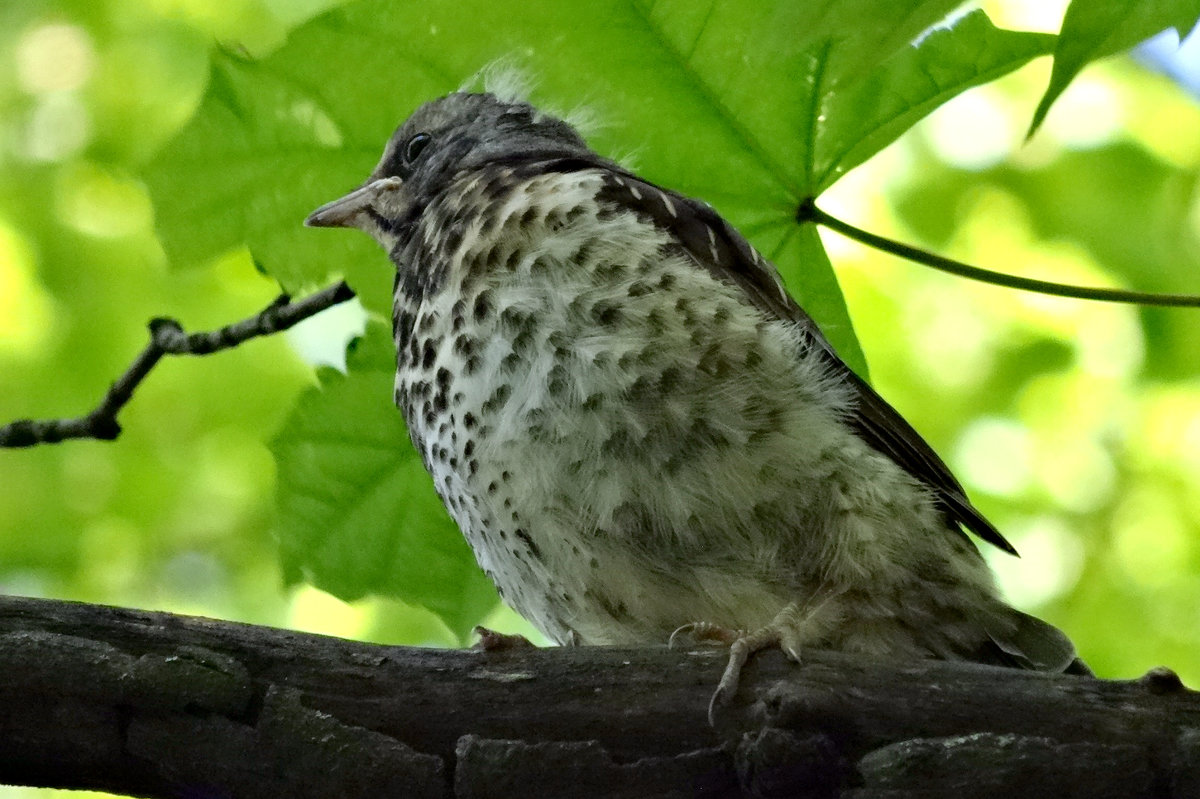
[1,594,1197,798]
[800,200,1200,308]
[0,281,356,448]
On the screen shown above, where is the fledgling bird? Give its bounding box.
[306,90,1087,711]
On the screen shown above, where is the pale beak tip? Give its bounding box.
[304,206,339,228]
[305,179,395,229]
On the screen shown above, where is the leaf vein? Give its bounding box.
[627,0,801,197]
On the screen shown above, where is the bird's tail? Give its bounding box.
[983,607,1091,675]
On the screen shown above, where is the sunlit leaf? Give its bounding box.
[1028,0,1200,138]
[814,10,1054,191]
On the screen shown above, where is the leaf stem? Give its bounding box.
[800,200,1200,308]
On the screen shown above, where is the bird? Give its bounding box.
[305,88,1088,715]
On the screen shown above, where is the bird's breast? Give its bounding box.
[389,166,875,641]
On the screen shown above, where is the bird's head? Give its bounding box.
[305,91,589,251]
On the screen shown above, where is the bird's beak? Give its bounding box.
[305,176,403,228]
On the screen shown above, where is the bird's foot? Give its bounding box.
[670,604,810,725]
[708,623,802,725]
[472,626,535,651]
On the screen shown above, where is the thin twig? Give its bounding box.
[0,281,356,448]
[800,200,1200,308]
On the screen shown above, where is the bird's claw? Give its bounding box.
[472,626,534,651]
[667,624,694,650]
[669,621,742,649]
[707,633,758,724]
[708,682,731,727]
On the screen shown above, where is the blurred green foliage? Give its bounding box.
[1,2,1200,795]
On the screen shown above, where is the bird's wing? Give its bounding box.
[561,159,1016,556]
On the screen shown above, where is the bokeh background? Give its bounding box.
[1,2,1198,795]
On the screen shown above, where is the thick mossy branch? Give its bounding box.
[0,595,1197,798]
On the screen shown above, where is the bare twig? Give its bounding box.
[0,281,356,448]
[800,200,1200,307]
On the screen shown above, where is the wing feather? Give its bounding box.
[494,154,1017,555]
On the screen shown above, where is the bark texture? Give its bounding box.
[0,595,1196,798]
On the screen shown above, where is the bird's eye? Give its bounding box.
[402,132,432,165]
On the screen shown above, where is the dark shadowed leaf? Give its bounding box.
[269,321,499,639]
